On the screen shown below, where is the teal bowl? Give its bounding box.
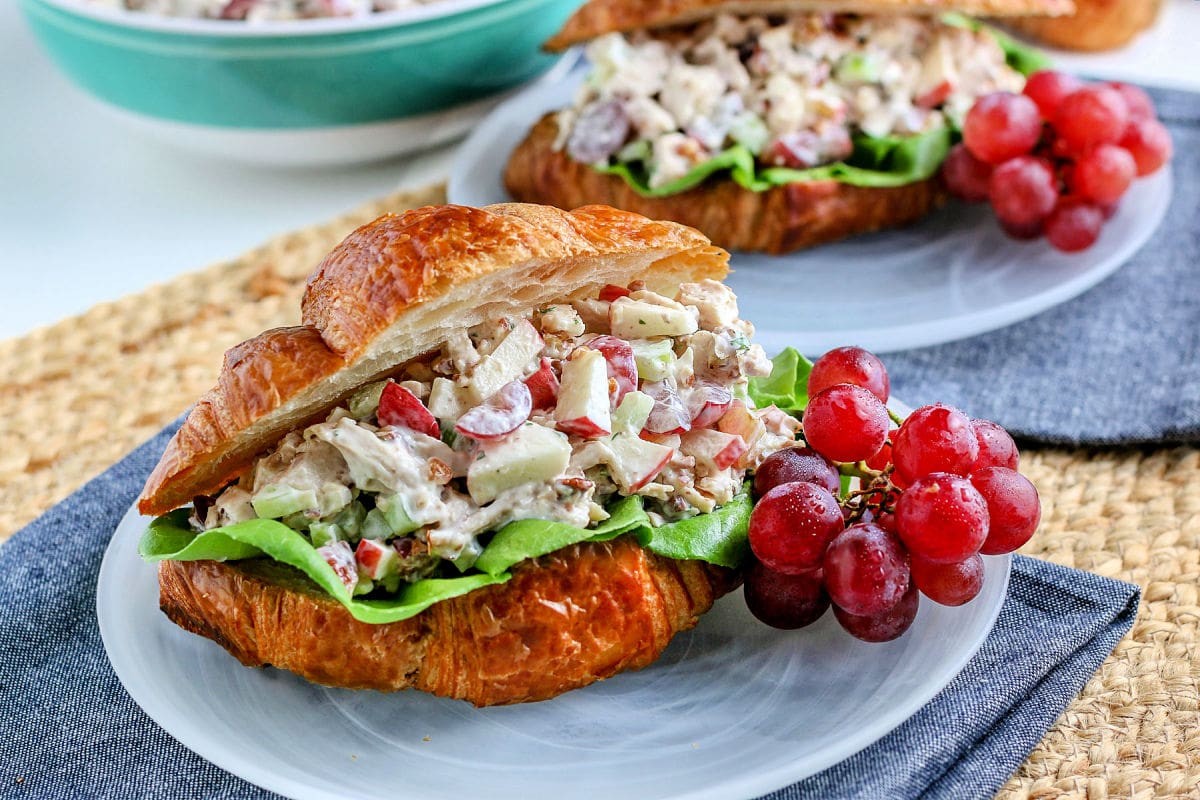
[20,0,581,164]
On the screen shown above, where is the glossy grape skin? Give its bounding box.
[749,482,845,574]
[1045,202,1105,253]
[893,473,989,564]
[1069,144,1136,204]
[822,523,910,616]
[1054,85,1129,153]
[833,582,920,643]
[971,467,1042,555]
[808,346,890,403]
[1105,81,1156,121]
[1023,70,1084,119]
[970,419,1019,471]
[988,156,1059,227]
[802,384,889,464]
[866,436,894,472]
[892,404,979,483]
[1119,117,1173,176]
[754,447,840,498]
[911,554,985,606]
[963,92,1042,165]
[942,144,994,202]
[744,563,830,629]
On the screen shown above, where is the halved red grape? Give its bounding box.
[754,447,840,497]
[744,563,830,629]
[989,156,1059,227]
[942,144,994,203]
[802,384,889,463]
[1119,117,1173,177]
[963,92,1043,165]
[1023,70,1084,119]
[970,419,1019,471]
[1045,202,1105,253]
[1069,144,1136,204]
[808,346,890,403]
[894,472,989,564]
[892,404,979,482]
[833,582,919,642]
[1054,85,1129,153]
[970,467,1041,554]
[749,482,844,574]
[911,553,985,606]
[1105,81,1156,121]
[822,522,910,616]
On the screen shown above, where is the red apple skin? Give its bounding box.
[377,382,440,438]
[689,383,733,429]
[556,416,612,438]
[524,358,560,410]
[319,541,358,591]
[355,539,387,577]
[713,436,750,470]
[598,284,631,302]
[628,450,674,491]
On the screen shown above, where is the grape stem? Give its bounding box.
[838,461,879,481]
[886,407,904,427]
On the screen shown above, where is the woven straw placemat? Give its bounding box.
[2,185,1196,799]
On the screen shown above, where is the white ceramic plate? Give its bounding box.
[99,503,1011,800]
[448,71,1172,354]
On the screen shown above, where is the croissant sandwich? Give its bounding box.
[138,202,809,706]
[504,0,1071,253]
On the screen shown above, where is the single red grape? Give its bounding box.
[963,92,1043,165]
[833,582,919,643]
[754,446,840,497]
[1118,117,1173,176]
[1105,81,1156,120]
[894,472,989,564]
[970,419,1019,471]
[1023,70,1084,119]
[749,482,845,574]
[911,554,985,606]
[1054,85,1130,153]
[866,436,894,472]
[808,346,890,403]
[744,563,830,629]
[1045,202,1105,253]
[970,467,1041,555]
[998,217,1044,241]
[802,384,889,463]
[1070,144,1136,204]
[892,404,979,482]
[822,522,910,616]
[942,144,994,202]
[989,156,1059,227]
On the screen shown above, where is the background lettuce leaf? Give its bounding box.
[940,12,1051,77]
[747,347,814,415]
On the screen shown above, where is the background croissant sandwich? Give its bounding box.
[138,202,807,707]
[1002,0,1162,52]
[504,0,1070,253]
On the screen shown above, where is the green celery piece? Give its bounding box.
[747,347,814,415]
[139,514,507,624]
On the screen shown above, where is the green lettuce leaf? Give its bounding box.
[747,347,814,415]
[141,487,754,624]
[940,12,1051,77]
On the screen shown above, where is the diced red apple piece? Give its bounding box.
[598,284,631,302]
[456,381,532,440]
[642,380,691,435]
[377,382,440,438]
[717,400,765,452]
[916,79,953,109]
[688,381,733,429]
[681,429,749,472]
[555,349,612,438]
[467,423,572,504]
[608,435,674,492]
[586,335,638,404]
[466,318,544,404]
[355,538,399,581]
[318,541,358,593]
[609,298,699,339]
[524,357,559,410]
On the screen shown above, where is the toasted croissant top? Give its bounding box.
[138,203,728,516]
[545,0,1074,50]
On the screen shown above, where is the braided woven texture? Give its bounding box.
[1,185,1196,798]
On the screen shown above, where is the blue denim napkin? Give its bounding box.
[0,423,1138,799]
[886,86,1200,446]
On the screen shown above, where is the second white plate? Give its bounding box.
[448,70,1172,354]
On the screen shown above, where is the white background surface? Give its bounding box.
[2,0,1197,343]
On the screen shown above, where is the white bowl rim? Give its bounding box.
[27,0,535,37]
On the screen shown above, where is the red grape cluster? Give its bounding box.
[744,346,1041,642]
[943,72,1172,252]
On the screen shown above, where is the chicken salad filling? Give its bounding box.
[89,0,439,22]
[557,13,1028,191]
[191,280,800,597]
